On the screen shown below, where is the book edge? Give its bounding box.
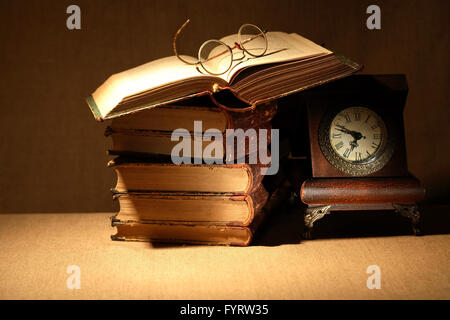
[86,95,104,121]
[249,56,363,105]
[111,223,252,246]
[112,193,255,227]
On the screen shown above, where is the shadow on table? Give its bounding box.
[147,205,450,249]
[253,204,450,246]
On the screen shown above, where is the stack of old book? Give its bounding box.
[86,27,360,245]
[105,95,276,246]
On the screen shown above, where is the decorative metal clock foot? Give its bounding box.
[303,205,331,239]
[393,203,422,236]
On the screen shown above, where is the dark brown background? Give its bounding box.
[0,0,448,212]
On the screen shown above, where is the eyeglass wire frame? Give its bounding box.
[173,19,268,75]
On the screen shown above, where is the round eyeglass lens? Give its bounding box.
[238,24,267,57]
[198,40,233,75]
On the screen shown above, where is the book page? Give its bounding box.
[219,32,331,83]
[92,56,210,118]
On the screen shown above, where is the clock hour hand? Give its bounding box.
[350,139,358,151]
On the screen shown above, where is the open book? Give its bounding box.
[87,31,361,120]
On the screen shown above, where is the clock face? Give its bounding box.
[319,106,395,176]
[329,107,387,163]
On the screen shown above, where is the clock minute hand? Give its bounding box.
[335,125,353,135]
[336,125,365,141]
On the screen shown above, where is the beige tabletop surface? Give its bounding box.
[0,212,448,300]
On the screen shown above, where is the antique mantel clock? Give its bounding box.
[300,74,425,239]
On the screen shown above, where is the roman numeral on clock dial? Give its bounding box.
[343,113,351,123]
[343,148,351,158]
[335,141,344,150]
[373,133,382,139]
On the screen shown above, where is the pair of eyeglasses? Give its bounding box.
[173,19,268,75]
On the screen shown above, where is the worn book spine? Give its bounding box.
[111,182,269,227]
[108,156,268,195]
[110,222,255,246]
[104,100,277,158]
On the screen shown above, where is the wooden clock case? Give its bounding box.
[300,75,426,238]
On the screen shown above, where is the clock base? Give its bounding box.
[300,176,426,239]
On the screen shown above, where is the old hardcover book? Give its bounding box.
[106,121,272,158]
[111,183,268,226]
[110,218,262,246]
[86,31,360,120]
[109,158,264,194]
[107,95,277,131]
[105,96,276,157]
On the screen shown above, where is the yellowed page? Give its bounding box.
[286,33,332,55]
[92,56,208,118]
[220,31,331,82]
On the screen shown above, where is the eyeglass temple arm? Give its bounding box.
[240,30,268,46]
[173,19,198,65]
